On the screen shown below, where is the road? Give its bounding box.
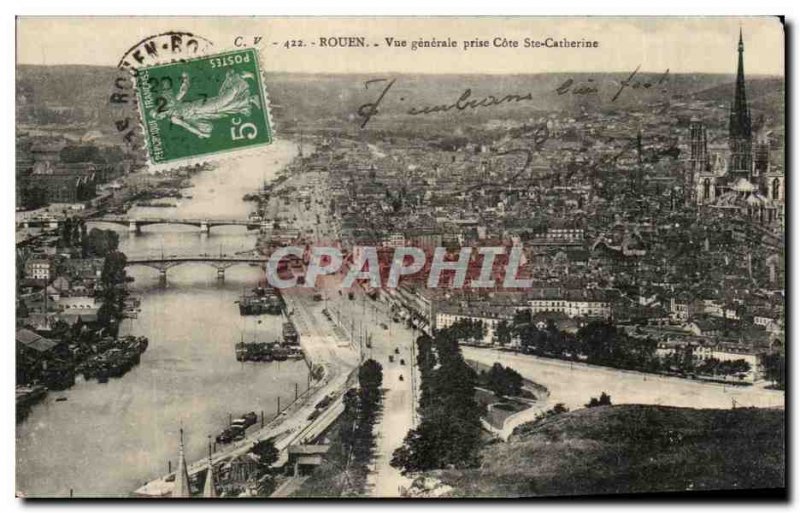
[269,169,419,497]
[462,347,785,411]
[343,292,416,497]
[309,268,418,496]
[271,171,338,244]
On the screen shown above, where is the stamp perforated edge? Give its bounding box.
[131,47,277,173]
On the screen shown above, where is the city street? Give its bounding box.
[280,168,419,497]
[330,290,417,497]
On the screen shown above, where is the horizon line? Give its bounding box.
[13,63,785,78]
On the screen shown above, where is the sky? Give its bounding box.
[16,16,784,75]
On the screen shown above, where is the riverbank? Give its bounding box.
[462,346,784,411]
[16,238,144,423]
[132,140,361,497]
[133,291,360,497]
[461,341,759,387]
[16,140,311,497]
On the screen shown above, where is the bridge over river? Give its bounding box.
[125,253,270,281]
[17,215,269,233]
[90,216,268,233]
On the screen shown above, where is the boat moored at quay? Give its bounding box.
[237,286,283,315]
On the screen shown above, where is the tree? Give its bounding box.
[338,388,360,457]
[447,318,485,343]
[585,392,612,408]
[79,220,88,245]
[21,183,47,210]
[627,336,659,370]
[577,321,619,364]
[723,359,751,376]
[101,251,127,290]
[82,228,120,258]
[392,326,483,474]
[530,403,570,425]
[358,358,383,392]
[59,217,74,247]
[17,298,29,319]
[330,363,385,493]
[494,320,512,346]
[250,439,279,476]
[761,352,785,389]
[512,309,531,327]
[482,362,523,397]
[70,316,85,340]
[356,358,383,439]
[517,323,541,352]
[96,250,128,333]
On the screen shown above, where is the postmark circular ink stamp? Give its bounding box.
[109,32,215,154]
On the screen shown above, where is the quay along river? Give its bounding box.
[16,140,309,497]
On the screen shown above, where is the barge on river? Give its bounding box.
[237,286,283,316]
[76,336,149,383]
[235,340,303,362]
[282,322,298,345]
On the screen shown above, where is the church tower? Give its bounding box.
[630,131,644,195]
[728,28,753,177]
[686,118,709,204]
[753,127,770,179]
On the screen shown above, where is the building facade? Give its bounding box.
[25,258,52,281]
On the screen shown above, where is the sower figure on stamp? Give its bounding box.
[154,70,262,138]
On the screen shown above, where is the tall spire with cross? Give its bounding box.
[729,27,753,174]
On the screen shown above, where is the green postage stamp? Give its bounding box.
[135,48,273,166]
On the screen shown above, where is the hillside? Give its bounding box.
[428,405,785,497]
[18,65,783,132]
[690,77,785,126]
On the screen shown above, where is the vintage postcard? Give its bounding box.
[15,16,785,498]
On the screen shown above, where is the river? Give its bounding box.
[16,140,309,498]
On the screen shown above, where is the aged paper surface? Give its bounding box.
[15,16,785,498]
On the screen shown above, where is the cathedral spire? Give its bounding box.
[172,427,192,498]
[730,27,751,140]
[728,27,753,174]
